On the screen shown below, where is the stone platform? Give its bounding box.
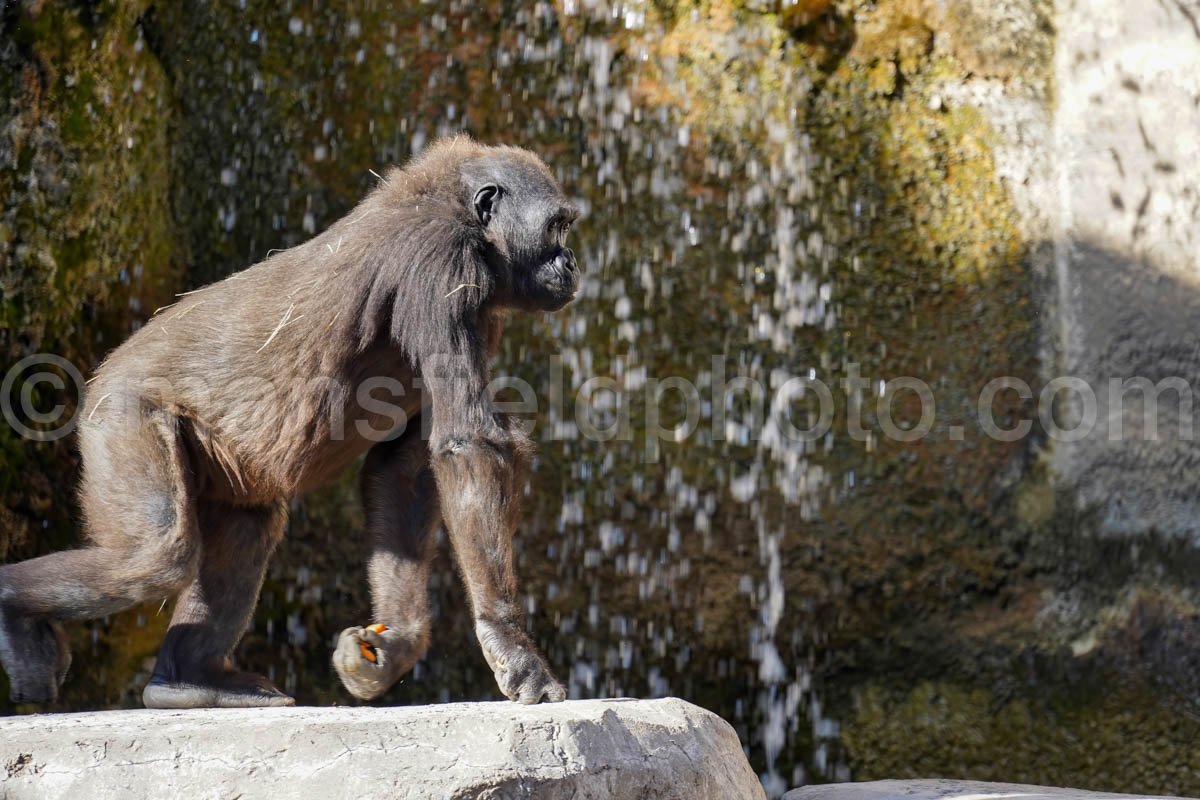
[0,697,765,799]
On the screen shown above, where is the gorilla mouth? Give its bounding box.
[534,248,579,310]
[552,252,578,295]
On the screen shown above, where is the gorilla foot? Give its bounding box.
[0,603,71,704]
[475,620,566,705]
[334,623,425,701]
[143,669,294,709]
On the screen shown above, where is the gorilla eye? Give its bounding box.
[551,219,572,246]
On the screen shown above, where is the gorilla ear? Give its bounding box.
[473,184,501,226]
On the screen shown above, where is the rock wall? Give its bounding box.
[1047,0,1200,537]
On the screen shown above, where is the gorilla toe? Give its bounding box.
[143,669,294,709]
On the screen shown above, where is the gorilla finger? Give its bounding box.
[333,629,362,653]
[335,637,374,671]
[516,685,543,705]
[515,674,557,704]
[334,649,360,673]
[337,626,365,643]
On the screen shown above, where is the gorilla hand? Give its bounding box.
[475,619,566,704]
[333,624,423,701]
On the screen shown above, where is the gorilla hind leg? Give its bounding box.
[0,411,201,704]
[143,501,292,709]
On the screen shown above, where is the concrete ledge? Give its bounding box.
[0,697,764,800]
[784,780,1193,800]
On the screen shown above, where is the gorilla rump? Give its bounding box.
[0,137,580,708]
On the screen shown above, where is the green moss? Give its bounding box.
[59,73,96,141]
[0,1,177,565]
[844,681,1200,794]
[1,0,175,351]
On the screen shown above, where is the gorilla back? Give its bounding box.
[0,137,580,708]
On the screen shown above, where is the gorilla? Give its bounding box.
[0,137,579,708]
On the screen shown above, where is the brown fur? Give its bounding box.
[0,137,577,706]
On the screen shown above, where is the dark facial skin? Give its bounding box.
[0,137,576,709]
[465,155,581,312]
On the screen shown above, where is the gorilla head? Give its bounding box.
[461,149,581,312]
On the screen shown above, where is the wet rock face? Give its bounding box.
[0,698,766,800]
[931,0,1055,80]
[0,1,177,562]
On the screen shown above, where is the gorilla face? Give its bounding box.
[506,210,580,313]
[464,152,581,312]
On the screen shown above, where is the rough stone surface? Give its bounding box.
[784,780,1193,800]
[949,0,1200,541]
[1046,0,1200,538]
[0,698,765,800]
